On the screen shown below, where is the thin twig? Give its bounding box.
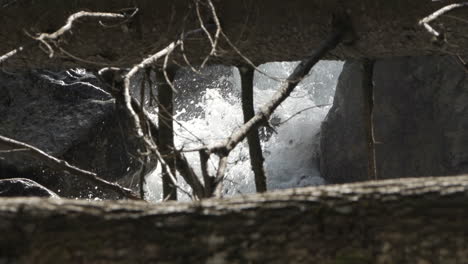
[122,26,215,139]
[199,0,222,68]
[0,45,27,65]
[277,104,331,125]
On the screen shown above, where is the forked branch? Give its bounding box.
[195,18,349,196]
[0,10,134,64]
[419,3,468,39]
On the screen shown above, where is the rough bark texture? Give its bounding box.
[362,59,377,180]
[1,0,468,69]
[321,55,468,184]
[0,174,467,263]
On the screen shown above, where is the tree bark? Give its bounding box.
[362,59,377,180]
[156,68,177,200]
[240,66,267,193]
[1,175,468,263]
[1,0,467,69]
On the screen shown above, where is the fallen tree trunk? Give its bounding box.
[1,175,468,263]
[1,0,467,69]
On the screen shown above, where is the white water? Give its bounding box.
[145,61,343,201]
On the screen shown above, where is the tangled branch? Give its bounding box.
[0,10,135,64]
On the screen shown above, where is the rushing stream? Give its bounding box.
[145,61,343,201]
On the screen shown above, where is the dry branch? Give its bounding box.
[35,11,129,57]
[128,96,205,199]
[122,25,216,140]
[0,10,131,65]
[0,134,139,200]
[419,2,468,39]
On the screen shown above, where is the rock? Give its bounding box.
[373,56,468,179]
[0,69,153,198]
[320,56,468,183]
[0,178,58,197]
[320,60,372,183]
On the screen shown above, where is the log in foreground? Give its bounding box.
[1,175,468,263]
[1,0,468,69]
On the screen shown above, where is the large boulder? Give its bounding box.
[319,61,372,183]
[321,56,468,183]
[0,70,152,198]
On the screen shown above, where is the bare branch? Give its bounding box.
[36,11,128,58]
[0,134,139,200]
[196,0,222,68]
[0,45,28,65]
[277,104,331,126]
[1,10,133,64]
[419,2,468,38]
[128,96,205,200]
[210,25,346,156]
[122,26,214,139]
[153,147,193,199]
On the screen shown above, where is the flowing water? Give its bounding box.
[145,61,343,201]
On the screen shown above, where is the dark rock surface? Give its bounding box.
[373,56,468,179]
[0,178,58,197]
[320,61,372,183]
[0,69,152,198]
[321,56,468,183]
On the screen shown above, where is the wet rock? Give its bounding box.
[0,178,58,198]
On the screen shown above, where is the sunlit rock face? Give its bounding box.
[321,56,468,184]
[145,61,343,201]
